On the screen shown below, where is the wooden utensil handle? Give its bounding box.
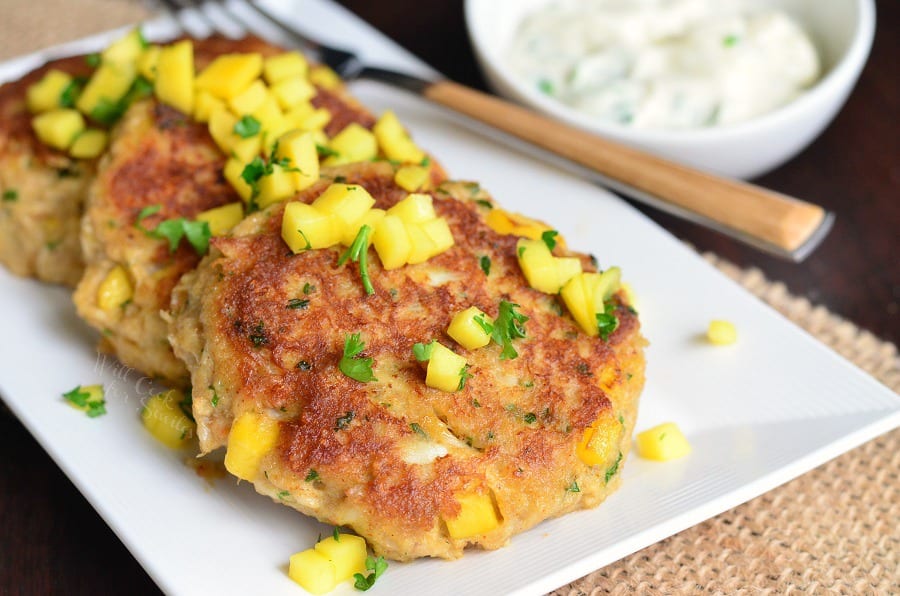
[423,80,827,254]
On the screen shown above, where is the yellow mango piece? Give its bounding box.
[270,76,316,110]
[141,389,195,450]
[308,64,341,90]
[288,549,337,595]
[196,202,244,236]
[251,95,289,152]
[96,264,132,310]
[425,342,468,392]
[32,109,85,151]
[281,202,340,252]
[486,208,551,241]
[447,306,493,350]
[154,40,194,114]
[561,273,597,336]
[555,257,583,289]
[263,51,309,84]
[313,534,367,581]
[576,411,622,467]
[208,107,238,154]
[420,217,454,256]
[257,163,297,209]
[341,208,385,246]
[137,45,160,81]
[394,165,430,192]
[69,128,108,159]
[102,28,146,65]
[517,238,560,294]
[312,183,376,230]
[405,223,437,265]
[707,320,737,345]
[636,422,691,461]
[386,193,435,224]
[285,102,331,132]
[195,53,263,99]
[227,79,268,116]
[193,90,224,123]
[26,69,72,113]
[373,110,425,164]
[224,411,280,481]
[588,266,622,312]
[445,492,501,539]
[275,130,319,191]
[76,62,136,117]
[373,214,411,270]
[323,123,377,166]
[230,134,262,163]
[223,157,253,202]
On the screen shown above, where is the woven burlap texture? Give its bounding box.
[2,3,897,593]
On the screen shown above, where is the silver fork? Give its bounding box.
[156,0,833,262]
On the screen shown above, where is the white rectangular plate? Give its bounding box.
[1,1,897,595]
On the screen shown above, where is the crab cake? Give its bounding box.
[0,55,95,286]
[73,36,395,385]
[168,161,646,560]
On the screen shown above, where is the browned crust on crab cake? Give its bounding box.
[0,55,96,286]
[168,161,645,560]
[73,36,400,385]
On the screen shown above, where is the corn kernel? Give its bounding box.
[141,389,195,449]
[447,306,493,350]
[445,491,501,539]
[707,320,737,345]
[96,264,133,310]
[636,422,691,461]
[224,411,280,481]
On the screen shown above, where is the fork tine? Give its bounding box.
[157,0,214,38]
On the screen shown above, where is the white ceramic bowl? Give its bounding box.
[465,0,875,179]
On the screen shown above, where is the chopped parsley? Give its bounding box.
[239,146,299,206]
[473,313,494,335]
[479,255,491,276]
[541,230,559,251]
[316,144,340,158]
[249,321,268,347]
[333,528,341,542]
[474,199,493,209]
[59,77,85,108]
[277,490,290,500]
[723,34,739,47]
[90,97,128,126]
[62,385,106,418]
[457,364,473,391]
[135,204,211,255]
[338,225,374,295]
[305,469,320,482]
[596,301,619,341]
[523,412,537,424]
[538,79,554,96]
[491,301,528,360]
[85,53,101,68]
[605,451,623,484]
[412,341,435,362]
[517,244,527,258]
[2,189,17,202]
[410,422,428,439]
[472,398,481,408]
[353,556,388,591]
[286,298,310,310]
[209,385,219,407]
[464,182,481,197]
[335,411,355,431]
[302,282,316,294]
[339,333,377,382]
[179,391,194,422]
[566,480,581,493]
[233,115,261,138]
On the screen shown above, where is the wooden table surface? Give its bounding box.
[0,1,896,594]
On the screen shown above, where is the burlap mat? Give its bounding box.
[2,3,898,593]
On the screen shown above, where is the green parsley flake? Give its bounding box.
[353,556,388,591]
[62,385,107,418]
[316,144,340,158]
[457,364,473,391]
[335,411,355,431]
[596,301,619,341]
[605,451,623,484]
[302,282,316,294]
[305,469,320,482]
[538,79,555,95]
[59,78,84,108]
[286,298,310,310]
[135,204,211,255]
[474,199,493,209]
[249,321,268,347]
[2,189,18,202]
[233,115,261,138]
[723,34,739,47]
[338,225,374,295]
[339,333,377,382]
[523,412,537,424]
[541,230,559,251]
[479,255,491,276]
[410,422,428,439]
[412,341,435,362]
[209,385,220,407]
[491,301,528,360]
[566,480,581,493]
[473,313,494,335]
[85,53,101,68]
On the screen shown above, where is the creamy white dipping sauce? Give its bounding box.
[507,0,821,129]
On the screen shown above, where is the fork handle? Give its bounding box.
[422,80,830,260]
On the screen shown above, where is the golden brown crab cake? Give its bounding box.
[0,55,96,286]
[168,161,646,560]
[73,36,442,386]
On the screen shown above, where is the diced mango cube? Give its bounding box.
[636,422,691,461]
[707,320,737,345]
[76,62,136,117]
[26,69,72,113]
[312,183,375,230]
[223,157,254,202]
[561,273,597,336]
[208,107,238,154]
[141,389,195,450]
[196,202,243,236]
[69,128,108,159]
[313,534,367,581]
[275,130,319,191]
[372,214,411,270]
[576,411,622,467]
[137,45,160,81]
[257,163,297,209]
[193,90,224,123]
[517,238,560,294]
[271,76,316,110]
[387,193,435,224]
[445,492,501,539]
[263,51,308,84]
[447,306,493,350]
[425,342,468,392]
[102,28,146,65]
[405,222,437,265]
[154,40,194,114]
[420,217,454,255]
[228,79,268,115]
[486,208,550,241]
[555,257,582,288]
[288,549,337,595]
[341,208,385,246]
[96,264,132,311]
[224,411,280,481]
[195,53,263,99]
[281,202,340,252]
[323,123,377,166]
[394,165,430,192]
[588,266,621,312]
[373,110,425,164]
[285,102,331,132]
[308,64,341,90]
[32,109,85,151]
[230,134,262,163]
[252,95,289,152]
